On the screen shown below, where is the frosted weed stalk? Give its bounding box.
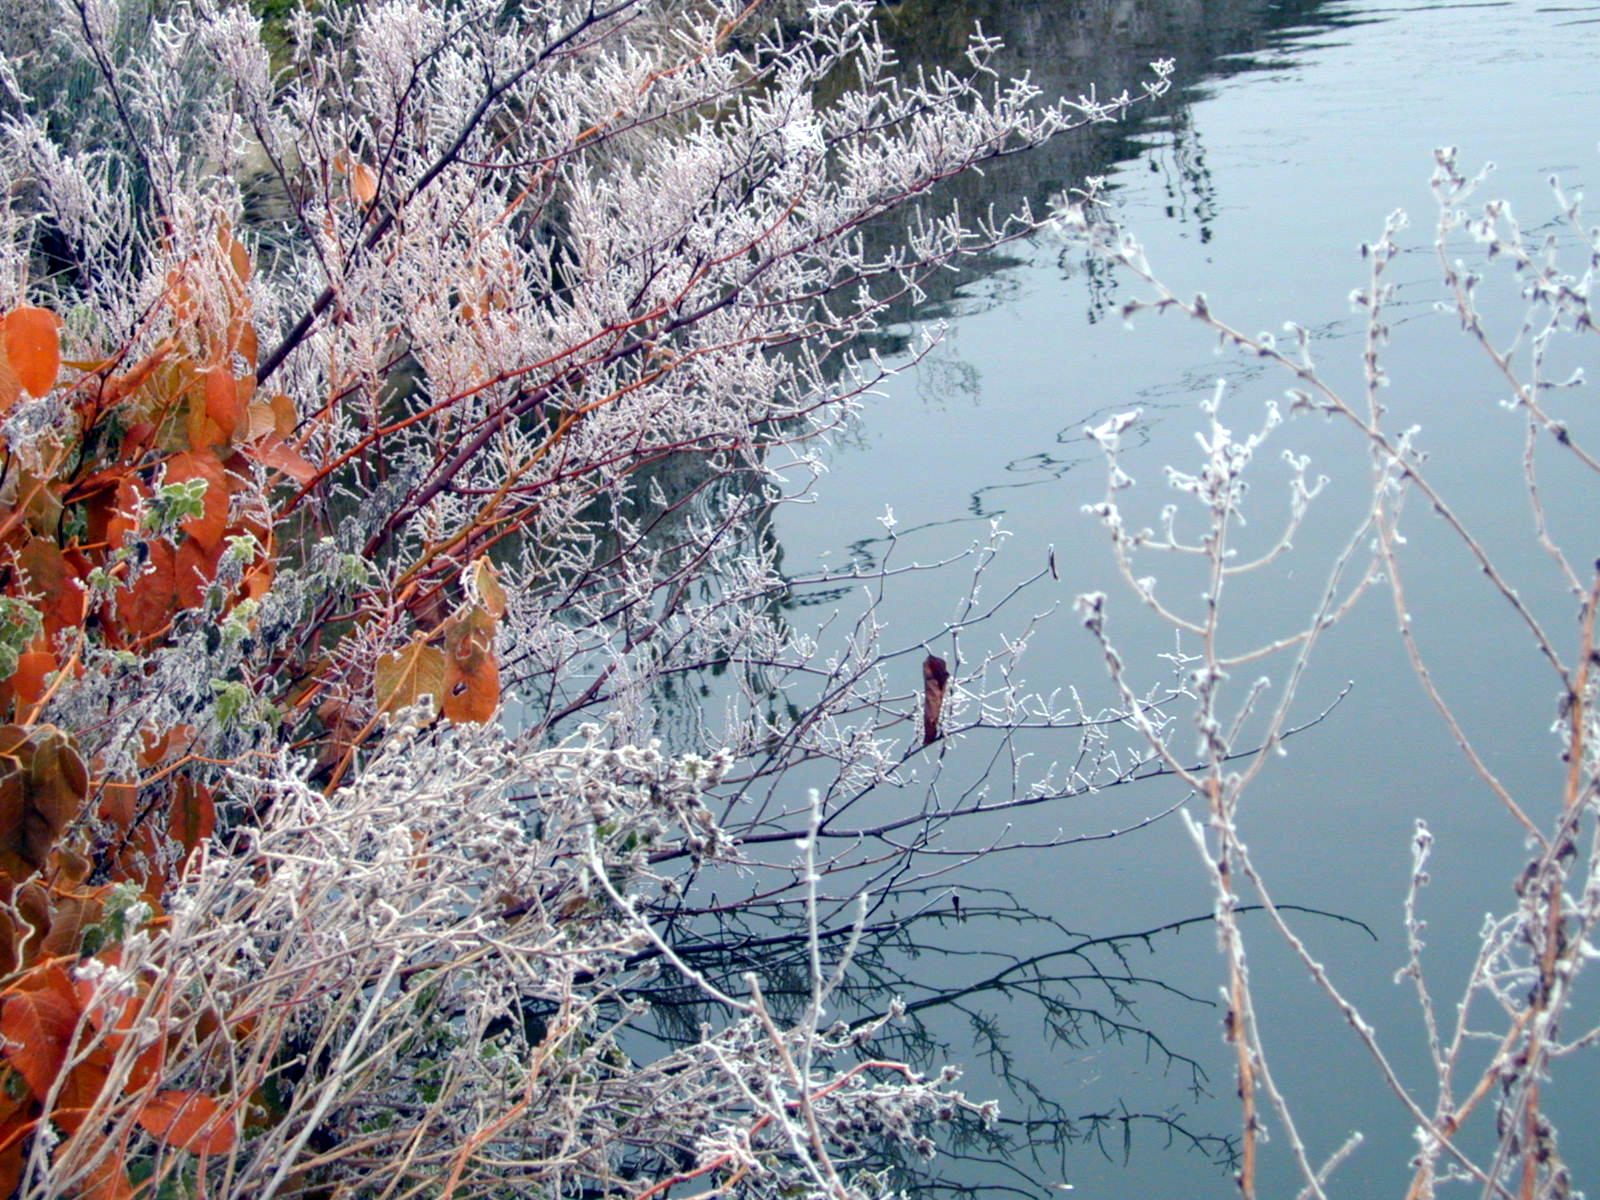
[1061,152,1600,1197]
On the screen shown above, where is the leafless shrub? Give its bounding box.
[1062,148,1600,1197]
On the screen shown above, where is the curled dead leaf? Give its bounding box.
[471,557,507,619]
[442,605,500,724]
[352,163,379,206]
[922,654,950,746]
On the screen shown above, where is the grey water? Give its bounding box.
[774,0,1600,1195]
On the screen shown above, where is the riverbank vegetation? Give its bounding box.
[10,1,1582,1197]
[0,1,1188,1196]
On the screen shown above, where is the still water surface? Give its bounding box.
[776,0,1599,1194]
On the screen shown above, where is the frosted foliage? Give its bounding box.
[50,719,984,1198]
[0,0,1165,756]
[0,2,1176,1198]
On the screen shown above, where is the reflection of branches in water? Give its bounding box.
[613,644,1350,1193]
[617,893,1369,1196]
[1056,237,1124,327]
[909,1104,1236,1200]
[917,350,982,411]
[781,452,1094,583]
[966,450,1091,520]
[860,0,1384,337]
[1054,106,1217,321]
[782,518,998,590]
[507,493,1356,1192]
[628,898,1231,1191]
[794,400,1154,539]
[1146,104,1219,243]
[544,391,1352,1192]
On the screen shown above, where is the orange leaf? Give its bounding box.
[219,224,252,285]
[50,1050,111,1134]
[0,984,76,1102]
[0,1106,30,1198]
[203,366,244,444]
[442,605,499,724]
[38,886,108,959]
[232,321,259,374]
[14,881,50,961]
[119,540,178,638]
[0,346,19,416]
[268,392,297,438]
[168,778,215,857]
[351,163,379,206]
[0,722,32,765]
[96,781,137,830]
[443,653,499,724]
[0,911,19,978]
[445,605,496,670]
[136,724,193,769]
[167,263,196,326]
[9,651,54,709]
[31,728,88,811]
[93,783,163,893]
[50,843,92,888]
[1,306,61,399]
[252,434,318,484]
[173,537,224,612]
[137,1090,236,1155]
[374,641,446,716]
[471,557,507,619]
[102,477,145,556]
[167,450,231,553]
[18,538,86,640]
[0,726,88,878]
[242,401,277,442]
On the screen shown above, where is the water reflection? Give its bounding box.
[771,0,1600,1195]
[851,0,1372,336]
[635,886,1248,1194]
[706,6,1404,1192]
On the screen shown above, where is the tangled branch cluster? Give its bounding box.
[0,2,1179,1196]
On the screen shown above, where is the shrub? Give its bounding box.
[0,2,1173,1195]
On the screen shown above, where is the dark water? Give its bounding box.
[776,0,1599,1195]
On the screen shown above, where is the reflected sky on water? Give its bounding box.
[774,0,1599,1194]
